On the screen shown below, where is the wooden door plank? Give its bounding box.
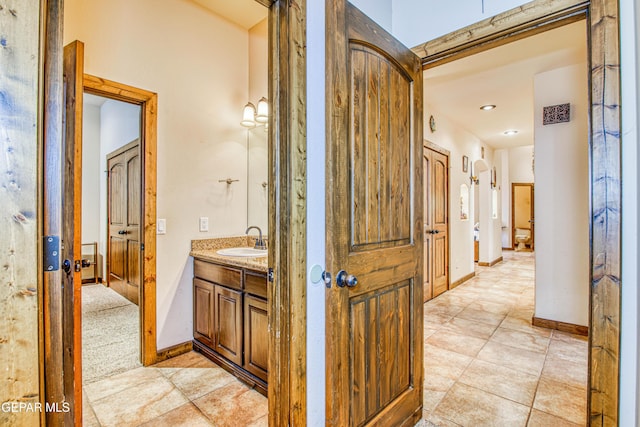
[379,60,392,242]
[62,39,85,426]
[365,53,381,244]
[351,49,368,246]
[42,0,65,424]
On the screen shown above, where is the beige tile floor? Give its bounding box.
[82,352,268,426]
[421,250,588,427]
[83,250,587,426]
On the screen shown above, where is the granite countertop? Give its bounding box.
[190,235,268,272]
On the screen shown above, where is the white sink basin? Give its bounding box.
[216,247,268,257]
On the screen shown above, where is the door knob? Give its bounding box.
[118,230,127,235]
[336,270,358,288]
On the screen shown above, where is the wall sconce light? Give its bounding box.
[241,97,269,128]
[469,163,479,185]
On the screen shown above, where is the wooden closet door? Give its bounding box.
[424,147,449,300]
[107,140,141,304]
[431,149,449,297]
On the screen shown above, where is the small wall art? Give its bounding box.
[543,103,571,125]
[462,155,469,173]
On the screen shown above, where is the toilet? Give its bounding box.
[514,228,532,251]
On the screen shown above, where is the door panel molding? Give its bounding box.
[414,1,621,424]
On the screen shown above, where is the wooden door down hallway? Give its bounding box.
[107,139,142,305]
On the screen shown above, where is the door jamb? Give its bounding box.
[415,0,621,424]
[83,74,158,367]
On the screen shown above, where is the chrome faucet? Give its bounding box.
[245,226,267,250]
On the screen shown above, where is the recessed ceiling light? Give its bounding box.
[480,104,496,111]
[504,130,518,136]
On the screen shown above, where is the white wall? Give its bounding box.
[533,63,589,327]
[509,145,535,183]
[350,0,393,34]
[619,0,640,423]
[306,1,327,423]
[65,0,250,349]
[82,103,102,246]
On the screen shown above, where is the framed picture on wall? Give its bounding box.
[462,155,469,173]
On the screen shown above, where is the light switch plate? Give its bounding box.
[199,217,209,232]
[157,218,166,235]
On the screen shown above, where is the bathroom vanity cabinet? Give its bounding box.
[192,258,268,395]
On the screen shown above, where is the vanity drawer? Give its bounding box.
[244,270,267,299]
[194,260,242,291]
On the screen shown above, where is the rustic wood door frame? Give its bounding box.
[414,0,621,424]
[82,74,158,367]
[266,0,308,425]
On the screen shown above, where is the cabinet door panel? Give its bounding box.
[214,285,243,365]
[244,295,268,381]
[193,279,214,347]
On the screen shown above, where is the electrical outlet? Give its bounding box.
[199,217,209,232]
[157,218,166,235]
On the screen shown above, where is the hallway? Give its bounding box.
[422,250,587,426]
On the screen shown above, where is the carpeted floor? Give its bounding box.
[82,284,141,384]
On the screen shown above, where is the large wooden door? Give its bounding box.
[107,140,141,305]
[326,3,423,426]
[62,39,84,427]
[424,147,449,299]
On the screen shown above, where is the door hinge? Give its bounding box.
[140,243,144,251]
[268,268,274,283]
[44,236,60,272]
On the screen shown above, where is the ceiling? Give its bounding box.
[424,21,588,150]
[190,0,267,29]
